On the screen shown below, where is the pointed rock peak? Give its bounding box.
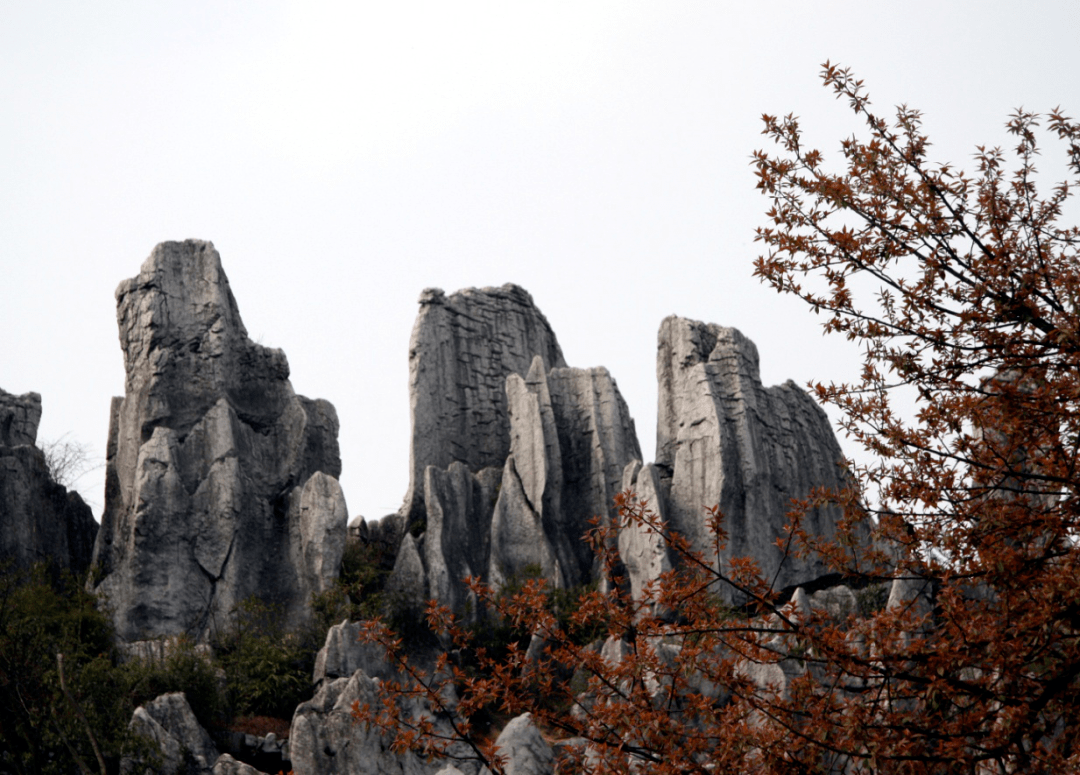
[525,353,547,385]
[113,240,294,436]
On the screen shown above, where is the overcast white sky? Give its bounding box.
[2,2,1078,521]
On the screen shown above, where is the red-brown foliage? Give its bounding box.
[227,714,291,739]
[355,65,1080,773]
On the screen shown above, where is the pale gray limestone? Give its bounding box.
[90,240,346,641]
[211,754,268,775]
[385,532,428,614]
[289,669,448,775]
[397,342,640,608]
[479,713,554,775]
[488,357,641,590]
[810,584,859,623]
[655,316,849,601]
[313,619,399,684]
[123,692,219,775]
[618,461,672,602]
[423,462,500,615]
[403,285,566,523]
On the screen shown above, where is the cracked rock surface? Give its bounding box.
[390,286,640,609]
[290,668,466,775]
[655,316,850,600]
[402,285,565,524]
[0,387,97,573]
[489,356,641,589]
[90,240,346,641]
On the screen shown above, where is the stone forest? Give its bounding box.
[1,239,912,773]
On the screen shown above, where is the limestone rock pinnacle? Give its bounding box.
[91,240,347,641]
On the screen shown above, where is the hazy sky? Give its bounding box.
[3,2,1077,521]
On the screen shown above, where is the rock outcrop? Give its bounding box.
[385,287,640,613]
[290,669,455,775]
[618,461,672,603]
[421,462,501,614]
[122,692,219,775]
[653,317,850,600]
[212,754,268,775]
[488,357,641,589]
[479,713,554,775]
[313,619,399,685]
[90,240,347,641]
[403,285,566,524]
[0,388,98,573]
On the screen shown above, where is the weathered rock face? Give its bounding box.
[122,692,219,775]
[1,389,42,448]
[403,285,566,524]
[0,388,98,573]
[655,317,849,599]
[489,357,641,589]
[290,669,454,775]
[388,286,640,611]
[313,619,400,685]
[212,754,268,775]
[422,462,501,614]
[618,461,672,603]
[479,713,554,775]
[91,240,347,641]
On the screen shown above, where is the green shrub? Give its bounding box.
[0,561,134,775]
[213,597,314,720]
[116,636,225,730]
[856,583,889,616]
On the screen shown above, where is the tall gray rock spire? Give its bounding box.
[384,286,640,613]
[403,285,566,524]
[655,316,850,599]
[90,240,347,641]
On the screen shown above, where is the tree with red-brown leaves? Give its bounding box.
[355,64,1080,774]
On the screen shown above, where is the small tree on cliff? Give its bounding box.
[356,65,1080,773]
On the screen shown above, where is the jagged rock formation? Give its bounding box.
[479,713,554,775]
[420,462,501,613]
[290,668,459,775]
[122,692,219,775]
[383,286,640,613]
[212,754,268,775]
[313,619,400,685]
[0,388,98,573]
[653,317,850,600]
[90,240,347,641]
[386,348,641,611]
[488,356,641,589]
[618,461,672,603]
[403,285,566,524]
